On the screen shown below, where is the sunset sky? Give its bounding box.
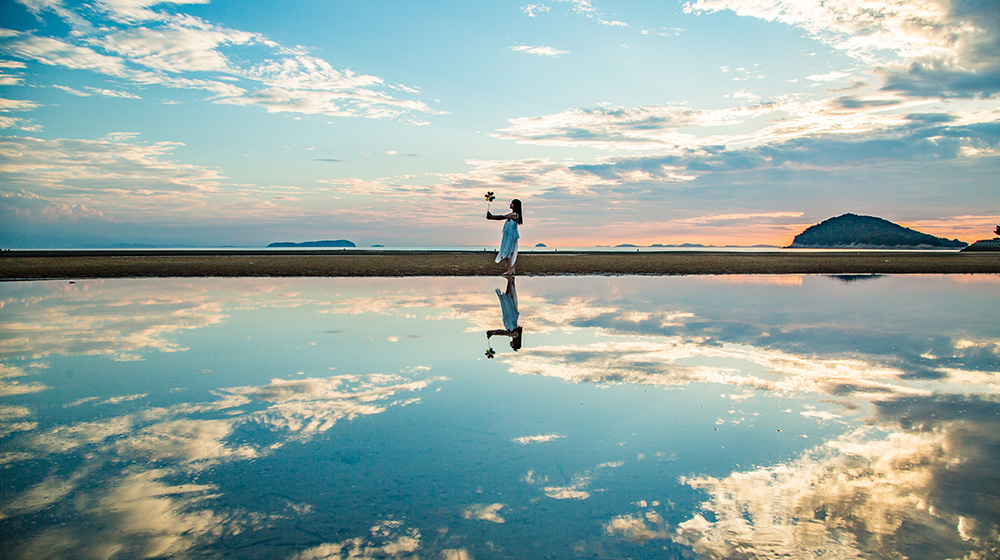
[1,0,998,248]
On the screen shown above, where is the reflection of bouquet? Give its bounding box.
[485,191,495,212]
[485,332,496,358]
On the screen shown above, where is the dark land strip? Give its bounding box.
[2,250,999,280]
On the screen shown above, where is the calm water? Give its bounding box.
[1,275,997,559]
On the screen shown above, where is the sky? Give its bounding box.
[0,0,998,248]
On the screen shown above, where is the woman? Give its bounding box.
[486,199,522,276]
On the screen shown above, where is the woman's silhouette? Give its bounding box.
[487,199,522,276]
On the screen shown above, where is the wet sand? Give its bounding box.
[2,250,998,280]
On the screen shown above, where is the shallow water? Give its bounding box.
[1,275,997,559]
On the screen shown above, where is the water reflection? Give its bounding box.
[486,276,523,357]
[0,276,996,559]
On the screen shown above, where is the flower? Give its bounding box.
[485,348,496,359]
[485,191,495,202]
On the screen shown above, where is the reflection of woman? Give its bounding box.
[487,276,522,351]
[486,199,522,276]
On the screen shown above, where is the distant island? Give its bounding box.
[961,224,1000,252]
[788,214,967,249]
[535,243,547,247]
[267,240,356,248]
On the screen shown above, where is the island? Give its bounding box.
[788,214,967,249]
[267,240,356,248]
[961,225,1000,252]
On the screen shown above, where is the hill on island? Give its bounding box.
[267,239,356,248]
[788,214,966,249]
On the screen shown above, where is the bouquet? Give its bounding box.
[485,191,495,213]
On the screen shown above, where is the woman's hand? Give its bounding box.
[486,211,493,218]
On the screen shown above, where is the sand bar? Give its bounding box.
[2,250,999,280]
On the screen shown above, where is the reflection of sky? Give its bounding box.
[0,276,997,559]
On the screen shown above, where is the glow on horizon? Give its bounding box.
[0,0,997,248]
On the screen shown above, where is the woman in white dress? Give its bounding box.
[486,199,522,276]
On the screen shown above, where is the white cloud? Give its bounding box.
[522,4,551,17]
[2,34,131,77]
[685,0,1000,97]
[2,5,444,122]
[510,45,570,57]
[0,135,225,201]
[806,70,853,82]
[93,0,212,23]
[96,25,255,73]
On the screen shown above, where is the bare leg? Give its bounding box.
[504,258,515,276]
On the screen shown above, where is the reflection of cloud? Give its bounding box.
[543,481,591,500]
[289,520,421,560]
[12,468,230,560]
[114,418,258,464]
[227,372,441,442]
[0,281,227,361]
[5,365,442,559]
[673,409,1000,559]
[463,503,506,523]
[503,339,928,404]
[0,466,89,521]
[512,433,565,444]
[606,511,670,544]
[0,404,36,437]
[0,363,47,396]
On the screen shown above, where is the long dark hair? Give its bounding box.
[511,199,523,225]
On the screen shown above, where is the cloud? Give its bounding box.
[0,135,227,223]
[93,0,213,24]
[522,4,551,17]
[510,45,570,57]
[1,4,443,122]
[2,34,132,77]
[0,95,40,130]
[676,211,804,225]
[491,93,994,156]
[685,0,1000,98]
[567,112,1000,183]
[96,25,256,73]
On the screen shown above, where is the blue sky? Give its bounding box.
[1,0,997,248]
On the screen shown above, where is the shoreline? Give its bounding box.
[2,250,999,280]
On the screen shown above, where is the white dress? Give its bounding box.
[496,216,519,265]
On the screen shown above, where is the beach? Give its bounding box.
[2,249,998,280]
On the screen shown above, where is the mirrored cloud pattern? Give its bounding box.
[0,276,996,558]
